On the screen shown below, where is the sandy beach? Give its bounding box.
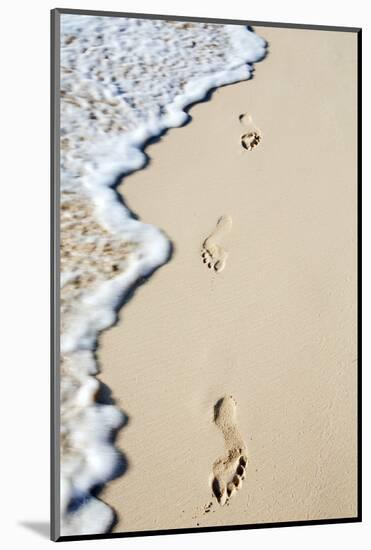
[97,26,358,532]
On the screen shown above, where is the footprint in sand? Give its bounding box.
[211,396,248,506]
[201,215,232,273]
[239,112,262,151]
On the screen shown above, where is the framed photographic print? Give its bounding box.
[51,8,361,542]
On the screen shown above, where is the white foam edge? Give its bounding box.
[61,492,115,537]
[60,25,266,535]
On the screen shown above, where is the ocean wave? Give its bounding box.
[59,13,266,536]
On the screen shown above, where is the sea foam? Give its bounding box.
[59,13,266,536]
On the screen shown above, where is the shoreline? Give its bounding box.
[58,18,266,535]
[98,25,357,533]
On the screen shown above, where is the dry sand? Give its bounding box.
[97,26,358,532]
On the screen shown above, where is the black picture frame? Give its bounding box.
[51,8,362,542]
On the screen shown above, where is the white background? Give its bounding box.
[0,0,368,548]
